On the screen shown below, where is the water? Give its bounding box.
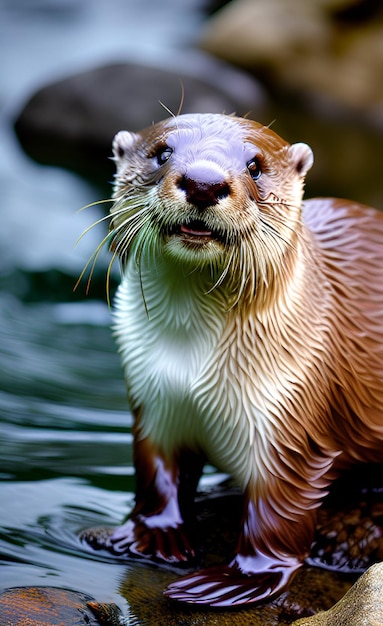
[0,293,133,606]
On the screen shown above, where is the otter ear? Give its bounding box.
[112,131,140,162]
[288,142,314,176]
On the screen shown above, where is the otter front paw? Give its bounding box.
[165,553,302,607]
[104,518,196,564]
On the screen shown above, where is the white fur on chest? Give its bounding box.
[113,257,283,489]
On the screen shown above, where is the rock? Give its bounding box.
[293,563,383,625]
[0,586,123,626]
[200,0,331,68]
[13,58,265,182]
[200,0,383,126]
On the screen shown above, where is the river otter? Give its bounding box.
[86,113,383,607]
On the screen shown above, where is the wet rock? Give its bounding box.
[0,586,123,626]
[293,562,383,625]
[118,561,352,625]
[308,466,383,572]
[13,58,265,183]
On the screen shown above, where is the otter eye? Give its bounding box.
[154,146,173,166]
[116,145,125,159]
[247,157,262,181]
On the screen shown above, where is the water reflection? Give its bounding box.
[0,296,135,611]
[0,478,131,611]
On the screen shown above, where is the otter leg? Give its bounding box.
[109,433,204,564]
[165,484,316,606]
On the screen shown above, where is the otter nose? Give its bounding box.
[176,159,230,209]
[178,176,230,209]
[178,175,230,208]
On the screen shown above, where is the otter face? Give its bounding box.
[110,114,313,299]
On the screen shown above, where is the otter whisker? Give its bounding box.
[107,214,149,302]
[75,212,113,248]
[74,229,113,294]
[159,81,184,120]
[112,218,146,265]
[232,240,251,307]
[259,217,298,255]
[105,247,120,307]
[76,198,114,214]
[259,205,299,224]
[258,206,300,230]
[258,198,300,210]
[75,196,150,298]
[136,226,161,319]
[208,247,235,294]
[105,217,151,305]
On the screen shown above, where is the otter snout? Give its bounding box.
[176,160,230,209]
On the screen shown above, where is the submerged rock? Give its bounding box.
[0,586,123,626]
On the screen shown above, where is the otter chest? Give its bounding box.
[113,261,227,442]
[112,260,272,486]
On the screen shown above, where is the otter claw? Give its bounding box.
[109,520,195,563]
[165,567,275,606]
[165,558,302,607]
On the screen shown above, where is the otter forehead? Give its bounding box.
[141,114,290,175]
[162,113,285,145]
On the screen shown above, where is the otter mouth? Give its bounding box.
[168,219,226,245]
[181,220,213,238]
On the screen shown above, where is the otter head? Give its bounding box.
[110,114,313,303]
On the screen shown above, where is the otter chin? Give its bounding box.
[86,113,383,607]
